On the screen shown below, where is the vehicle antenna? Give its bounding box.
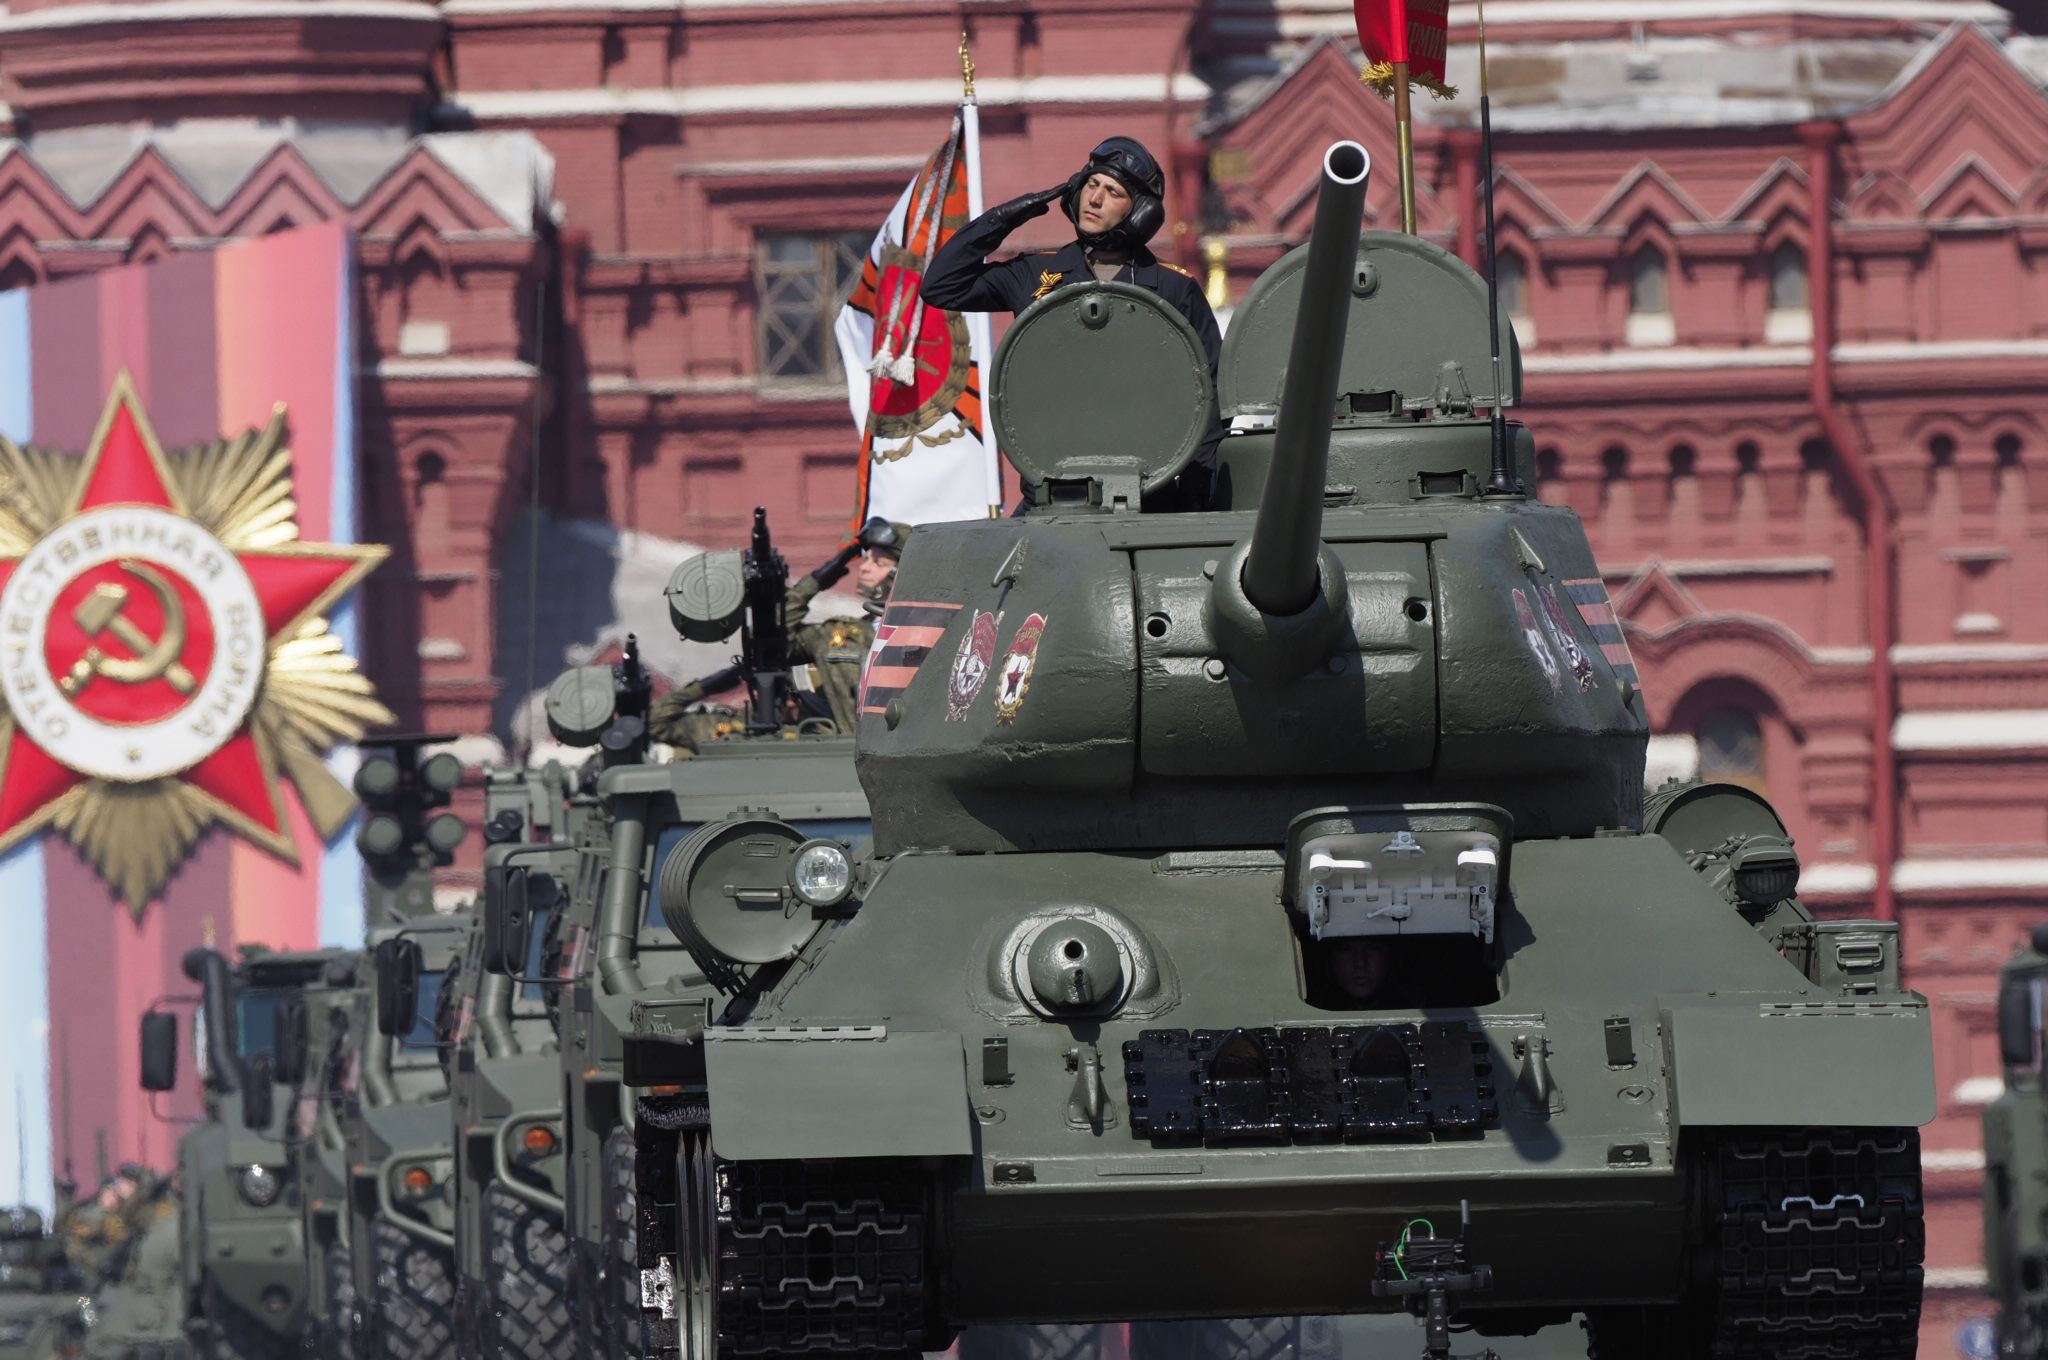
[1478,0,1517,496]
[57,1027,73,1203]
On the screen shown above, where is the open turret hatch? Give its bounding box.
[1219,230,1523,422]
[990,281,1214,508]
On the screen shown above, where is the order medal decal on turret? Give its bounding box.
[0,373,389,910]
[1533,581,1596,693]
[993,613,1046,725]
[944,610,1003,721]
[1510,589,1561,692]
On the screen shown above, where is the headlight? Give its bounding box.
[396,1164,444,1198]
[790,841,852,908]
[235,1163,283,1208]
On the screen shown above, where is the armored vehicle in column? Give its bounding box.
[474,522,877,1359]
[142,943,349,1360]
[447,763,575,1360]
[322,737,470,1360]
[284,953,363,1360]
[0,1209,85,1360]
[610,140,1934,1358]
[1986,923,2048,1358]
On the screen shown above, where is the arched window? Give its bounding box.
[1497,251,1534,347]
[1697,708,1766,793]
[1768,243,1808,310]
[1626,246,1674,347]
[1498,252,1528,317]
[1766,243,1812,343]
[1629,247,1669,315]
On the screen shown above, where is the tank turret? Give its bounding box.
[659,139,1933,1359]
[860,140,1644,856]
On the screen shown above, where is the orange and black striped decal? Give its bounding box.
[859,600,962,715]
[1563,578,1638,686]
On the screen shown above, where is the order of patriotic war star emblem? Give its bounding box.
[0,373,389,909]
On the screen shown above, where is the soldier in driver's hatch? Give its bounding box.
[649,521,909,746]
[922,135,1224,506]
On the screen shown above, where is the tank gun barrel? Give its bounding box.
[1241,141,1371,616]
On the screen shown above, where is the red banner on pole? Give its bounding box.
[1354,0,1456,97]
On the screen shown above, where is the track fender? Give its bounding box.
[1661,991,1936,1127]
[704,1028,974,1160]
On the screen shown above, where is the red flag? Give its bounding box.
[833,114,998,528]
[1354,0,1456,98]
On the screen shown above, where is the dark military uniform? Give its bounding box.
[924,210,1226,471]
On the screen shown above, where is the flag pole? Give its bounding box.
[960,31,1002,519]
[1476,0,1514,494]
[1393,59,1418,234]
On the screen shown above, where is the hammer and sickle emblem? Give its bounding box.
[59,560,197,698]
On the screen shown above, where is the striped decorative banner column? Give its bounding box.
[0,223,372,1205]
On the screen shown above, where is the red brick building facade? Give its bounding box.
[4,0,2044,1350]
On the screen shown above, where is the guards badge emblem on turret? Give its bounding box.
[0,374,391,910]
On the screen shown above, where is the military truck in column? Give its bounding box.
[471,522,881,1359]
[282,952,363,1360]
[563,140,1935,1360]
[141,941,350,1360]
[315,737,469,1360]
[446,763,576,1360]
[1986,923,2048,1358]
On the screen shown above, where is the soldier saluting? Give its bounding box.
[923,136,1224,503]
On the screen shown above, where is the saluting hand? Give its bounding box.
[990,183,1069,228]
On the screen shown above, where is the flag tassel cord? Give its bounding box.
[961,28,1001,517]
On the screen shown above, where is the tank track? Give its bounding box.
[1709,1126,1924,1359]
[1587,1126,1924,1360]
[716,1158,938,1358]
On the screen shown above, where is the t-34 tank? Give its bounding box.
[650,141,1936,1359]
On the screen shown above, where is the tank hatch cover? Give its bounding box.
[1218,229,1523,419]
[991,281,1214,498]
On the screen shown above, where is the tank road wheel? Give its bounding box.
[481,1183,572,1360]
[714,1158,942,1358]
[1586,1127,1924,1360]
[601,1125,648,1359]
[674,1131,717,1359]
[362,1220,456,1360]
[199,1281,290,1360]
[959,1324,1112,1360]
[1128,1317,1306,1360]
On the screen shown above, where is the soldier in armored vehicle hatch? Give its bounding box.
[650,515,906,743]
[923,136,1224,505]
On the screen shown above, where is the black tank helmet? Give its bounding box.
[1060,136,1167,250]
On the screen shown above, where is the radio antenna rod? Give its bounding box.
[1478,0,1516,496]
